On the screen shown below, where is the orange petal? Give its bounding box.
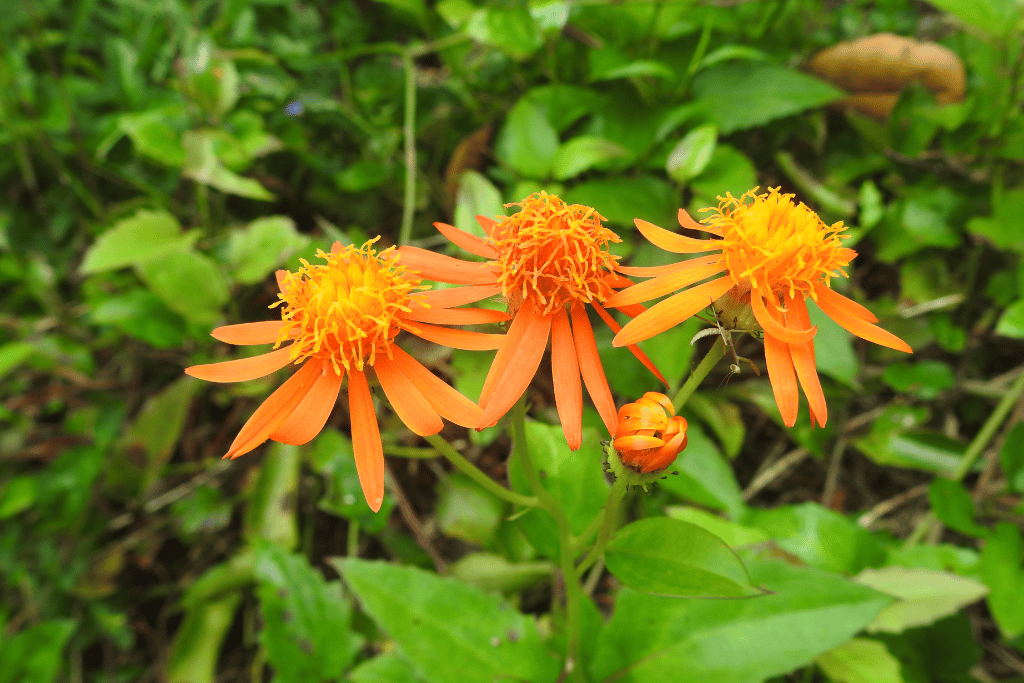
[551,309,583,450]
[434,222,498,259]
[571,304,618,437]
[751,289,817,345]
[764,331,799,428]
[605,260,727,308]
[347,368,385,512]
[679,207,721,236]
[815,288,912,353]
[211,321,287,345]
[479,301,534,407]
[613,276,734,347]
[395,247,496,284]
[225,360,323,459]
[387,346,482,428]
[275,270,288,292]
[786,296,827,428]
[415,283,503,309]
[617,261,693,278]
[813,286,877,323]
[613,434,665,450]
[185,345,295,383]
[634,218,719,254]
[331,241,343,255]
[374,356,444,437]
[478,303,551,428]
[401,306,508,325]
[269,368,343,444]
[591,302,668,386]
[409,322,504,350]
[476,215,498,237]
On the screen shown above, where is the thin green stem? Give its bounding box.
[672,337,726,412]
[424,434,539,509]
[509,398,585,682]
[398,49,417,247]
[575,474,629,578]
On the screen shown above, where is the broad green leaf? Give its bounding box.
[666,506,769,547]
[349,653,425,683]
[335,558,561,683]
[335,160,389,192]
[453,170,504,239]
[0,341,36,380]
[435,474,504,545]
[466,5,543,60]
[522,84,600,133]
[666,124,717,183]
[90,289,186,348]
[0,619,76,683]
[816,638,906,683]
[138,251,230,324]
[494,99,558,178]
[875,186,962,262]
[310,430,395,532]
[692,62,843,134]
[590,558,893,683]
[120,376,199,495]
[590,46,676,82]
[449,553,554,593]
[254,541,361,680]
[117,108,186,167]
[1000,423,1024,493]
[565,174,676,229]
[854,566,988,633]
[80,209,198,274]
[924,0,1021,37]
[807,298,860,387]
[689,144,758,206]
[967,189,1024,252]
[450,349,501,447]
[684,392,745,459]
[165,593,241,683]
[855,406,971,476]
[982,523,1024,639]
[0,475,37,519]
[227,215,310,285]
[928,478,988,538]
[884,543,981,577]
[374,0,428,26]
[996,298,1024,338]
[659,423,745,518]
[182,130,274,200]
[882,360,954,400]
[550,136,629,180]
[742,502,885,574]
[508,422,610,558]
[172,485,232,538]
[605,517,760,598]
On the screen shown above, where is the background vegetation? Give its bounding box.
[2,0,1024,681]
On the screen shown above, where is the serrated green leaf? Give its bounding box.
[227,215,310,285]
[138,250,229,324]
[335,558,561,683]
[80,209,197,274]
[550,136,629,180]
[605,517,760,598]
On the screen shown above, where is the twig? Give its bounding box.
[857,484,929,529]
[384,469,446,573]
[742,447,811,501]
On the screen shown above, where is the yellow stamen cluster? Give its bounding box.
[703,188,856,312]
[272,239,423,374]
[490,192,620,316]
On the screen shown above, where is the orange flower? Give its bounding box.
[397,192,664,449]
[607,188,911,427]
[185,239,503,511]
[613,392,688,473]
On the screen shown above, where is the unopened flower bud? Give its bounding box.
[612,392,688,474]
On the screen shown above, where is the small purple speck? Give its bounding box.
[285,100,303,116]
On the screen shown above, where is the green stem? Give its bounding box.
[398,49,417,247]
[424,434,539,509]
[672,337,726,412]
[575,474,629,578]
[510,398,585,682]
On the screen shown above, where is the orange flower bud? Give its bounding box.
[612,392,688,474]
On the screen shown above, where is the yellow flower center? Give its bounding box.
[490,192,620,316]
[703,188,856,312]
[273,239,423,375]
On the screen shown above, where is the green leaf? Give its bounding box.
[928,478,988,538]
[589,559,893,683]
[120,377,199,495]
[684,392,745,459]
[172,485,232,538]
[254,541,361,681]
[182,130,274,200]
[227,215,310,285]
[117,108,187,167]
[605,517,760,598]
[494,99,559,178]
[0,341,36,380]
[689,144,758,205]
[80,209,198,274]
[854,566,988,633]
[90,289,186,348]
[0,475,37,519]
[138,251,230,324]
[334,558,561,683]
[453,170,505,239]
[981,522,1024,639]
[165,593,241,683]
[968,189,1024,253]
[508,422,610,558]
[335,160,389,192]
[924,0,1021,37]
[245,442,301,549]
[466,5,543,60]
[435,474,505,545]
[875,186,962,262]
[374,0,428,26]
[565,175,676,229]
[692,62,843,134]
[0,619,76,683]
[522,84,601,133]
[659,423,745,518]
[995,298,1024,338]
[999,423,1024,493]
[882,360,955,400]
[666,124,717,183]
[816,638,906,683]
[550,136,629,180]
[311,430,395,531]
[449,553,554,593]
[349,653,425,683]
[590,46,676,82]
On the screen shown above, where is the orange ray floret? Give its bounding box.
[185,239,497,512]
[398,192,666,446]
[610,188,911,428]
[612,392,688,474]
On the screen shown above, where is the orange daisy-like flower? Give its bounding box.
[607,188,911,428]
[613,392,688,474]
[185,239,503,511]
[397,192,664,449]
